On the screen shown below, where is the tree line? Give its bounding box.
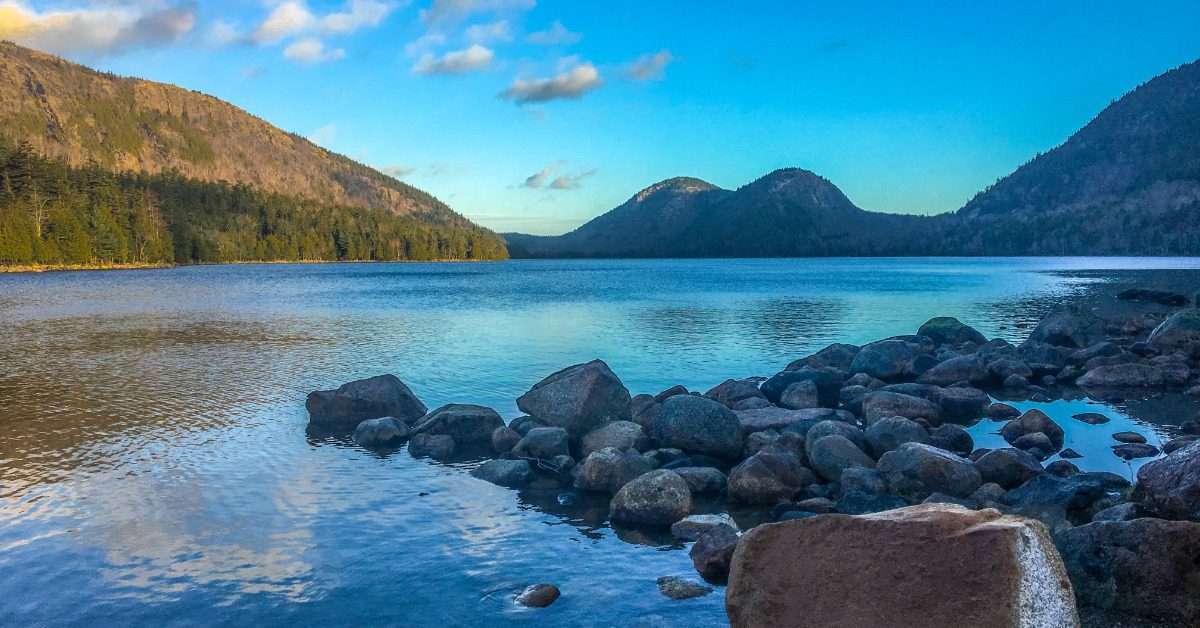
[0,137,508,266]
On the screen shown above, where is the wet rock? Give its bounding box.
[1077,363,1165,388]
[1023,306,1106,349]
[1013,432,1055,458]
[834,490,908,515]
[514,583,560,608]
[841,467,887,494]
[609,469,692,526]
[1111,431,1146,444]
[512,427,570,460]
[1059,448,1082,459]
[725,504,1078,628]
[1112,443,1160,460]
[804,420,865,454]
[656,576,712,600]
[742,430,779,458]
[491,426,521,454]
[411,404,504,446]
[1147,309,1200,356]
[671,466,727,495]
[704,379,766,409]
[975,448,1044,490]
[651,395,744,459]
[786,342,861,371]
[580,421,648,458]
[1164,435,1199,454]
[732,397,771,411]
[516,359,632,436]
[917,316,987,347]
[630,394,659,429]
[778,380,820,410]
[508,415,548,436]
[741,407,853,435]
[1091,502,1139,522]
[1070,412,1109,425]
[929,423,974,456]
[1117,288,1190,306]
[671,513,739,541]
[408,433,454,460]
[1133,441,1200,521]
[644,447,685,467]
[985,402,1021,421]
[917,355,988,386]
[864,415,930,458]
[936,386,989,423]
[849,339,919,380]
[1045,460,1080,477]
[1002,473,1109,529]
[808,435,876,483]
[656,385,690,402]
[574,447,653,493]
[1000,408,1065,452]
[1056,519,1200,625]
[970,482,1006,504]
[689,523,738,584]
[1004,375,1029,389]
[471,459,535,488]
[861,391,942,426]
[352,416,409,447]
[877,443,981,500]
[759,368,842,407]
[306,374,427,431]
[989,359,1034,381]
[727,446,816,504]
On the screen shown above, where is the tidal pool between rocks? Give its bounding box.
[2,257,1199,626]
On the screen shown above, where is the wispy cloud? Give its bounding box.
[522,163,594,190]
[307,123,337,147]
[464,19,510,44]
[522,163,558,188]
[380,165,416,179]
[624,49,674,81]
[548,170,595,189]
[413,44,493,74]
[240,0,392,64]
[501,61,603,104]
[525,20,580,45]
[0,1,195,55]
[420,0,535,24]
[284,37,345,64]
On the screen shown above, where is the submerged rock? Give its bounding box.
[670,514,739,541]
[689,523,739,584]
[352,416,409,447]
[975,448,1044,490]
[1070,412,1110,425]
[651,395,744,459]
[1000,409,1065,452]
[491,425,521,453]
[514,583,560,608]
[608,469,692,526]
[656,576,713,600]
[471,459,535,488]
[725,504,1078,628]
[511,426,570,460]
[306,374,427,430]
[516,360,632,436]
[408,433,454,460]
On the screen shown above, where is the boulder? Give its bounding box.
[408,433,454,460]
[986,402,1021,421]
[848,339,918,380]
[609,469,693,526]
[1147,309,1200,356]
[352,416,409,447]
[916,356,988,386]
[671,513,739,541]
[470,459,535,488]
[1023,307,1106,349]
[861,391,942,426]
[1076,363,1165,388]
[630,394,659,429]
[725,504,1078,628]
[511,426,570,460]
[516,360,632,436]
[738,407,852,435]
[928,423,974,456]
[660,468,722,498]
[807,435,875,482]
[989,359,1034,381]
[1133,441,1200,521]
[727,446,816,504]
[742,430,779,458]
[1002,473,1110,529]
[1000,409,1065,452]
[1056,519,1200,625]
[877,443,981,500]
[579,421,648,458]
[834,490,908,515]
[937,386,989,423]
[917,316,987,347]
[704,379,767,409]
[508,415,548,436]
[573,447,653,493]
[1045,460,1080,478]
[803,420,865,455]
[786,342,860,371]
[514,583,560,608]
[779,380,820,410]
[864,415,930,458]
[306,374,427,430]
[652,395,744,459]
[490,425,520,454]
[759,368,842,407]
[690,523,739,584]
[841,467,887,494]
[410,404,504,445]
[976,448,1044,490]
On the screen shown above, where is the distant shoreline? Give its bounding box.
[0,258,499,274]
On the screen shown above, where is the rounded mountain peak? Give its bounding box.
[634,177,720,202]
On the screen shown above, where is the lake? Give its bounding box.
[2,257,1200,626]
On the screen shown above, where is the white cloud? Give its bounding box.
[420,0,535,24]
[380,165,416,179]
[522,163,593,190]
[525,20,579,45]
[522,163,557,188]
[320,0,393,35]
[250,0,395,47]
[284,37,346,64]
[307,123,338,147]
[403,31,445,56]
[549,170,595,189]
[413,43,492,75]
[501,62,603,104]
[251,1,315,45]
[464,19,510,44]
[0,1,195,55]
[624,49,674,81]
[206,20,241,46]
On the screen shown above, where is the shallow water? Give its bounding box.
[2,257,1199,626]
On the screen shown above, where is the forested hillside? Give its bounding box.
[0,138,507,266]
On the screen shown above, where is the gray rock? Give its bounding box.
[630,394,659,429]
[988,359,1033,381]
[864,416,930,458]
[704,379,767,409]
[516,360,632,436]
[1077,363,1166,388]
[1164,435,1199,454]
[759,368,842,407]
[689,523,739,584]
[835,490,909,515]
[1091,502,1140,522]
[916,356,988,386]
[1023,307,1106,349]
[410,404,504,445]
[580,421,648,458]
[514,583,560,608]
[808,435,876,482]
[512,426,570,460]
[970,482,1006,504]
[779,380,820,410]
[804,420,866,456]
[786,343,861,371]
[936,386,989,423]
[849,339,919,380]
[1112,443,1160,460]
[1070,412,1109,425]
[742,430,780,458]
[917,316,987,347]
[306,374,427,430]
[732,396,772,410]
[1002,473,1109,529]
[508,415,548,436]
[671,514,739,541]
[409,433,454,460]
[656,576,713,600]
[574,447,653,493]
[1111,431,1147,444]
[739,407,853,435]
[861,391,942,426]
[1000,408,1065,451]
[1147,309,1200,356]
[841,467,887,494]
[652,395,744,459]
[352,416,409,447]
[609,469,693,526]
[1045,460,1079,478]
[929,423,974,456]
[727,446,817,503]
[471,459,535,488]
[975,448,1044,490]
[1133,441,1200,521]
[491,425,520,454]
[671,467,728,495]
[985,402,1021,421]
[877,442,981,500]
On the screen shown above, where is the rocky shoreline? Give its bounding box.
[306,292,1200,626]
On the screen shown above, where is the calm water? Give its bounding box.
[2,258,1200,627]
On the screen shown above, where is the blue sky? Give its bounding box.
[2,1,1199,234]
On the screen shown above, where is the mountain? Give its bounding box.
[0,42,507,266]
[509,58,1200,258]
[506,169,934,258]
